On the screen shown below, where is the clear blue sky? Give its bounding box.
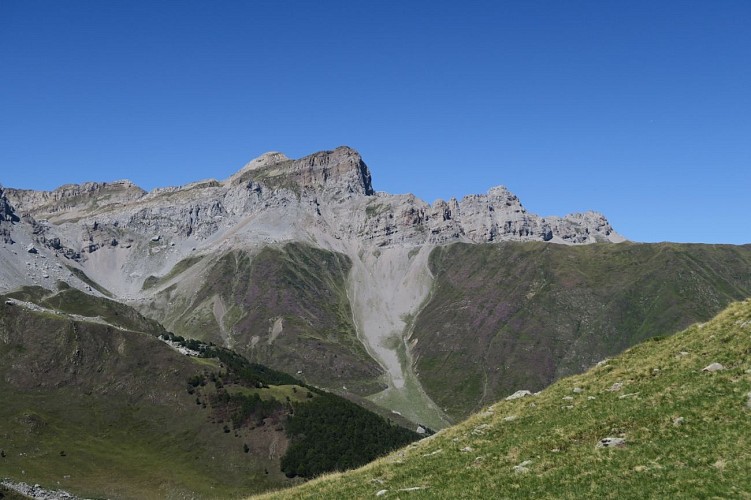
[1,1,749,244]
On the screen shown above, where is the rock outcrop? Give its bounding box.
[0,186,20,244]
[3,147,623,255]
[5,179,147,221]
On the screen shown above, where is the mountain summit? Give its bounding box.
[0,146,626,428]
[4,146,622,250]
[228,146,375,197]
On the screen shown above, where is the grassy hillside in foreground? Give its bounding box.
[413,241,751,418]
[257,298,751,499]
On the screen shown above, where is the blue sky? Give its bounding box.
[1,1,749,244]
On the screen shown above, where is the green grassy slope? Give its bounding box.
[259,298,751,499]
[0,299,293,499]
[413,242,751,418]
[1,287,416,499]
[153,243,384,395]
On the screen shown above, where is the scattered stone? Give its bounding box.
[513,460,533,473]
[562,396,574,401]
[398,487,427,492]
[607,382,623,392]
[26,244,38,254]
[573,387,584,393]
[673,416,685,426]
[678,351,690,357]
[596,359,610,367]
[460,446,473,453]
[503,415,517,422]
[597,437,626,448]
[4,300,13,305]
[472,424,490,435]
[376,489,388,496]
[506,390,533,400]
[416,425,427,434]
[562,405,574,409]
[151,235,161,242]
[422,449,443,457]
[0,480,79,499]
[746,392,751,410]
[618,392,640,399]
[702,362,725,372]
[587,396,596,400]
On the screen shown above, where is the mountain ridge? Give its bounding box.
[3,146,622,247]
[2,147,751,497]
[0,146,625,426]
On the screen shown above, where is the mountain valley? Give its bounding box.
[1,146,750,498]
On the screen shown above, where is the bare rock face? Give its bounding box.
[5,180,147,222]
[0,186,20,244]
[228,146,374,199]
[346,184,621,247]
[3,147,622,252]
[1,146,624,295]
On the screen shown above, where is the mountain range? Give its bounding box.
[1,146,750,497]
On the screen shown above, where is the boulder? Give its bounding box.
[505,390,533,401]
[597,437,626,448]
[702,362,725,372]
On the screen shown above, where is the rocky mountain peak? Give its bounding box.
[229,145,374,198]
[0,146,624,284]
[227,152,290,184]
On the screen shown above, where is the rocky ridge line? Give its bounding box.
[3,147,623,264]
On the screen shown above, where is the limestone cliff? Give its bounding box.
[4,146,621,260]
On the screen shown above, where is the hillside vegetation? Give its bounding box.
[413,241,751,418]
[0,293,288,499]
[259,298,751,499]
[147,243,384,395]
[0,287,418,499]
